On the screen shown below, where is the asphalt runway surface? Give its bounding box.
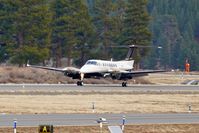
[0,84,198,127]
[0,84,198,92]
[0,113,199,127]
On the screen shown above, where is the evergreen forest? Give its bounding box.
[0,0,198,70]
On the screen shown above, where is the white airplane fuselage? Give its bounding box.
[80,59,134,74]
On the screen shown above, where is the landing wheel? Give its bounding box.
[77,81,83,86]
[122,82,127,87]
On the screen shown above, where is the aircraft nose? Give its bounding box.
[80,65,88,73]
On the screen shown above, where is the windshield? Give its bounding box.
[86,61,97,65]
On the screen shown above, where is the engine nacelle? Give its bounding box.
[64,72,80,79]
[103,73,111,78]
[111,73,133,80]
[111,73,122,80]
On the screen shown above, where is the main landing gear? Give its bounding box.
[122,82,127,87]
[77,81,83,86]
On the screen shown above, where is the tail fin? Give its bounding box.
[125,45,162,60]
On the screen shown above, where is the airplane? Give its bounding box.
[27,45,165,87]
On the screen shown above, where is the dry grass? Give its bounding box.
[0,94,199,114]
[0,66,125,84]
[0,66,71,84]
[0,124,199,133]
[146,72,199,84]
[0,66,198,84]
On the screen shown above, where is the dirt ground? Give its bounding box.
[0,93,199,114]
[0,124,199,133]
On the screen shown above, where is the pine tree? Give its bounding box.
[51,0,93,67]
[122,0,151,68]
[73,1,94,66]
[51,0,75,67]
[0,0,52,66]
[92,0,117,59]
[111,0,127,60]
[0,0,17,62]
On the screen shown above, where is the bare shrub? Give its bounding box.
[5,67,13,71]
[17,73,25,79]
[9,72,15,78]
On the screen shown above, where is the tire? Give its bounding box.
[122,82,127,87]
[77,81,83,86]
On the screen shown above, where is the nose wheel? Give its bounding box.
[77,73,84,86]
[122,82,127,87]
[77,81,83,86]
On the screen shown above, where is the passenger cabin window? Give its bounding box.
[86,61,97,65]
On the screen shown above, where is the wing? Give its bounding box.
[27,64,80,79]
[110,69,165,80]
[129,70,165,75]
[27,64,66,72]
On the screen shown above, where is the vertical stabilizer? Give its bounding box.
[125,47,136,60]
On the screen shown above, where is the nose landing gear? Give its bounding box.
[77,73,84,86]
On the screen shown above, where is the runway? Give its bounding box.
[0,84,198,92]
[0,84,198,127]
[0,113,199,127]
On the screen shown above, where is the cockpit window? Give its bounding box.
[86,61,97,65]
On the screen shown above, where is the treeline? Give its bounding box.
[0,0,198,70]
[145,0,199,70]
[0,0,151,67]
[0,0,94,67]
